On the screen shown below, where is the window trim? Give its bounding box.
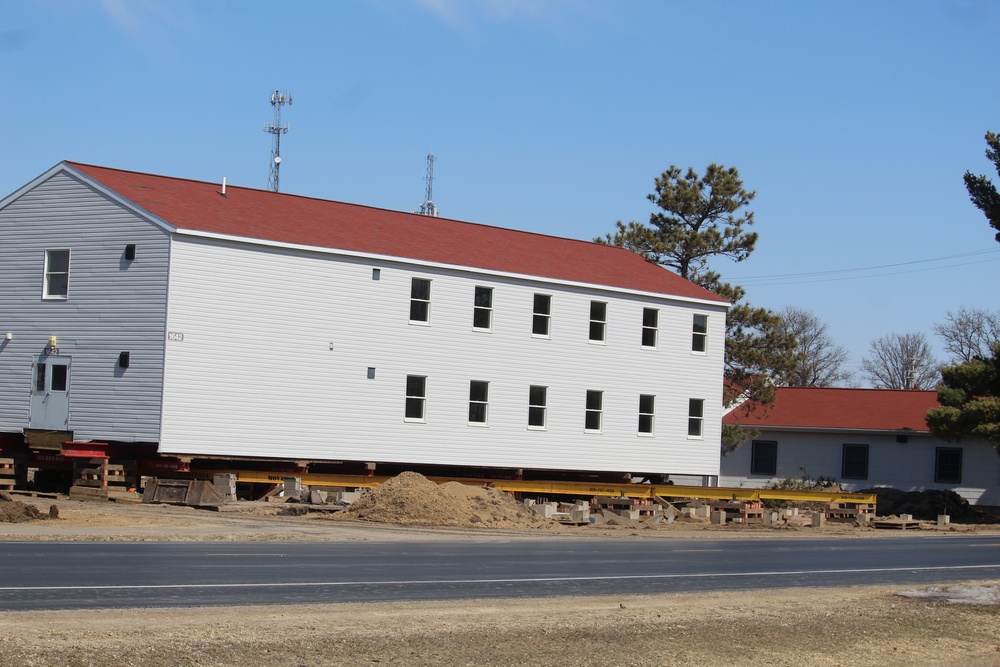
[409,278,431,324]
[692,313,708,353]
[641,308,658,349]
[638,394,655,435]
[472,286,493,331]
[750,440,778,476]
[687,398,704,439]
[43,249,70,300]
[841,443,869,480]
[584,390,603,433]
[589,301,607,343]
[404,375,427,422]
[468,380,489,425]
[934,447,963,484]
[528,385,547,430]
[532,293,552,337]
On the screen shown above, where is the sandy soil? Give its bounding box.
[2,487,1000,666]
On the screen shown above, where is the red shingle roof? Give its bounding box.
[724,387,940,432]
[66,162,727,303]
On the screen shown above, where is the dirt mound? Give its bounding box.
[863,488,980,521]
[0,491,47,523]
[331,472,552,529]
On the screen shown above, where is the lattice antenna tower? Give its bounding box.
[263,90,292,192]
[417,153,438,217]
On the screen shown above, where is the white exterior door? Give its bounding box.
[29,356,71,430]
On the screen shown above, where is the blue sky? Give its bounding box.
[3,0,998,381]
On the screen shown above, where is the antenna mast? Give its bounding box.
[417,153,438,217]
[264,90,292,192]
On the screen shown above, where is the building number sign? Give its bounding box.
[167,332,184,342]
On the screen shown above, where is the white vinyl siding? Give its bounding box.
[158,237,726,477]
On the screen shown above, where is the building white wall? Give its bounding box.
[159,235,727,476]
[719,428,1000,505]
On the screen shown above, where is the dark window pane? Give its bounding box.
[406,375,426,396]
[474,287,492,308]
[410,278,430,300]
[409,301,429,322]
[688,398,703,418]
[533,294,550,315]
[405,397,424,420]
[751,440,778,476]
[589,321,605,341]
[641,327,657,348]
[532,314,549,336]
[842,444,869,480]
[473,308,491,329]
[35,364,46,392]
[586,390,602,411]
[639,394,655,413]
[47,274,69,297]
[529,385,546,405]
[638,414,654,433]
[643,308,658,328]
[50,365,68,392]
[528,406,546,427]
[469,381,488,403]
[935,447,963,483]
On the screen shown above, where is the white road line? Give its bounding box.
[1,563,999,592]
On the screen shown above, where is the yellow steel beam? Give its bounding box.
[197,469,876,505]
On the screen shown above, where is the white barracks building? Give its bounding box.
[0,162,728,482]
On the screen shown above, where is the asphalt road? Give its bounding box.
[1,535,998,611]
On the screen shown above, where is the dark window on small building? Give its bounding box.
[468,380,489,424]
[585,390,603,431]
[589,301,607,342]
[750,440,777,476]
[528,385,547,428]
[405,375,427,420]
[638,394,655,434]
[935,447,963,484]
[841,444,869,480]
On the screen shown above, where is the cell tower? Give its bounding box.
[417,153,438,217]
[263,90,292,192]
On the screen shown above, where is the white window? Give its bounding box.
[687,398,704,438]
[405,375,427,421]
[43,249,70,299]
[589,301,607,342]
[638,394,655,434]
[473,286,493,330]
[585,390,603,432]
[692,314,708,353]
[469,380,489,424]
[532,294,551,336]
[528,385,547,429]
[641,308,658,348]
[409,278,431,323]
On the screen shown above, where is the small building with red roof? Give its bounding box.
[0,162,729,483]
[720,386,999,504]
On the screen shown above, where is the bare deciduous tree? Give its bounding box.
[778,306,854,387]
[933,306,1000,363]
[861,332,940,390]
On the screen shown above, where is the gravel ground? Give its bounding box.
[1,492,999,666]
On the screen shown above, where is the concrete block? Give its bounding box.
[711,510,727,525]
[900,513,913,522]
[309,489,328,504]
[855,513,872,526]
[620,509,640,521]
[695,505,712,519]
[531,502,557,518]
[763,511,779,525]
[937,514,950,526]
[212,473,236,500]
[811,513,826,527]
[335,491,363,505]
[570,507,590,523]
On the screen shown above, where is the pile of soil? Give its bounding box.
[864,487,982,521]
[330,472,553,529]
[0,491,47,523]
